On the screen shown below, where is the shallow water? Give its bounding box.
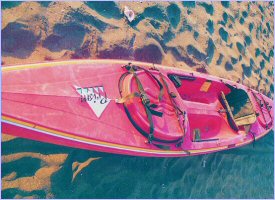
[2,131,274,198]
[1,1,274,198]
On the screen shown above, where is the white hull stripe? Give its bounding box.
[2,119,189,155]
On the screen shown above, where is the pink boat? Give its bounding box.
[2,60,273,157]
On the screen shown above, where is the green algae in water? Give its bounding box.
[228,13,235,23]
[163,28,175,43]
[260,59,265,69]
[68,10,109,32]
[255,48,261,57]
[256,25,262,39]
[242,64,252,77]
[219,27,228,42]
[259,5,264,13]
[254,68,260,75]
[261,52,270,62]
[85,1,123,20]
[270,84,274,94]
[2,189,47,199]
[223,12,228,24]
[38,1,52,7]
[143,6,167,22]
[266,22,271,32]
[250,58,255,68]
[1,137,76,156]
[180,19,193,32]
[225,61,233,71]
[261,15,265,22]
[187,45,206,62]
[247,3,251,12]
[2,157,42,178]
[182,1,196,8]
[269,49,274,57]
[231,57,238,65]
[239,17,245,25]
[184,24,193,32]
[167,4,181,29]
[242,11,248,18]
[206,38,215,64]
[149,20,161,29]
[259,72,263,79]
[239,55,242,61]
[245,36,251,46]
[218,21,226,27]
[2,1,22,10]
[227,43,233,48]
[218,13,228,26]
[128,15,145,29]
[216,54,224,65]
[169,47,197,67]
[221,1,230,8]
[206,20,214,35]
[249,23,254,32]
[198,2,214,15]
[193,31,199,40]
[236,42,245,54]
[267,69,272,77]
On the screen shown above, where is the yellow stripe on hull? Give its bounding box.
[1,115,237,155]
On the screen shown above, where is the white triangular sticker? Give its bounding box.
[98,86,104,93]
[93,87,99,93]
[75,86,110,118]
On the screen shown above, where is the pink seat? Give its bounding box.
[121,71,184,141]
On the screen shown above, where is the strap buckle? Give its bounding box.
[148,134,153,144]
[122,63,140,72]
[140,93,150,105]
[175,139,183,148]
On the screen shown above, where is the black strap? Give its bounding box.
[132,72,154,141]
[119,65,189,150]
[159,72,189,150]
[251,91,269,129]
[124,64,165,102]
[148,107,163,117]
[123,103,181,144]
[159,73,185,128]
[133,72,164,143]
[118,70,181,144]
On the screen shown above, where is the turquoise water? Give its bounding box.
[1,1,22,10]
[2,131,274,198]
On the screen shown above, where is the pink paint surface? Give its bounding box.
[2,60,274,157]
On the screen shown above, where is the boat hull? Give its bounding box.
[2,59,273,157]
